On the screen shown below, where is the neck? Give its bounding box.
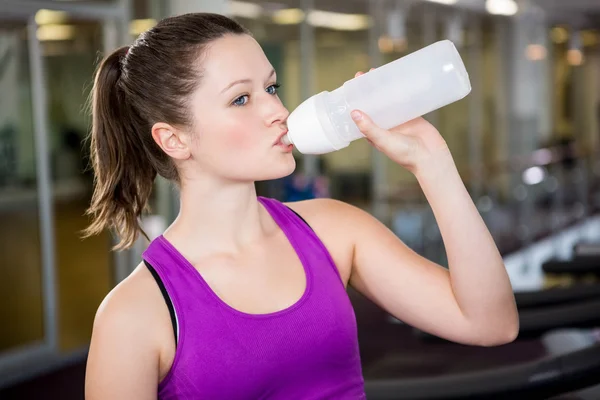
[164,176,270,257]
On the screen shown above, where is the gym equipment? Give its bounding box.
[383,294,600,399]
[542,258,600,276]
[573,242,600,260]
[514,283,600,309]
[517,298,600,339]
[542,242,600,277]
[365,343,600,399]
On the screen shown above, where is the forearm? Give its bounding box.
[415,151,518,336]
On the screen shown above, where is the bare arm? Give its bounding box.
[85,272,163,399]
[338,105,519,346]
[345,153,518,346]
[415,150,518,342]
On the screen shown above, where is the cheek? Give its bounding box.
[222,126,254,149]
[193,105,265,163]
[219,117,262,152]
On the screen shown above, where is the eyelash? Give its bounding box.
[232,83,281,107]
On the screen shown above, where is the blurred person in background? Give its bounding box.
[281,156,330,202]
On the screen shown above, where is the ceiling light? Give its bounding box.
[35,10,68,25]
[485,0,518,16]
[425,0,458,5]
[37,24,75,41]
[307,10,371,31]
[272,8,305,25]
[229,1,263,19]
[130,19,157,36]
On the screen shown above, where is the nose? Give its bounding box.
[264,94,290,128]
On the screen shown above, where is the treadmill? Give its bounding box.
[542,242,600,276]
[573,243,600,260]
[514,283,600,309]
[543,258,600,276]
[365,343,600,399]
[373,299,600,399]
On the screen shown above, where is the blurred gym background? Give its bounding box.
[0,0,599,398]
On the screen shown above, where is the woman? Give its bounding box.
[83,12,518,400]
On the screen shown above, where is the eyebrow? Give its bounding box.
[220,69,276,94]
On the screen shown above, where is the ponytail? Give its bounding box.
[82,13,252,250]
[83,46,156,250]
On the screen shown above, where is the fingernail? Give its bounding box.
[351,111,362,121]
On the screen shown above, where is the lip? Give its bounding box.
[276,141,294,153]
[273,129,289,146]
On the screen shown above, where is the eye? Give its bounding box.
[266,83,281,95]
[232,95,249,106]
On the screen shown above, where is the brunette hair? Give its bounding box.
[83,13,250,250]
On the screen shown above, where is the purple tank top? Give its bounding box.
[142,196,365,399]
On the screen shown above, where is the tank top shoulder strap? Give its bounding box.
[258,196,345,284]
[141,237,201,345]
[258,196,310,230]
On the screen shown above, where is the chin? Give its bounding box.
[255,156,296,182]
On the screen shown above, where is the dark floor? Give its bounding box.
[0,359,86,400]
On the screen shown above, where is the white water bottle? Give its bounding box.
[281,40,471,154]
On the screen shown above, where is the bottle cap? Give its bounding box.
[280,134,292,146]
[286,93,346,154]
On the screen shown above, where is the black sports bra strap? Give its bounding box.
[144,260,178,345]
[284,205,314,232]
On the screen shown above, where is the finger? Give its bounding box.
[355,68,376,78]
[350,110,388,146]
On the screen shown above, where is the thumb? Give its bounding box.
[351,110,388,145]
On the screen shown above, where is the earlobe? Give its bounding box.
[151,122,190,160]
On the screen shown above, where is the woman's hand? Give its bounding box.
[351,70,451,175]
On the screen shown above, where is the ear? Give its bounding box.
[151,122,191,160]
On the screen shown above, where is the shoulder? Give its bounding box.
[94,263,163,330]
[90,262,172,360]
[284,198,376,283]
[284,197,358,215]
[284,197,375,228]
[86,263,172,398]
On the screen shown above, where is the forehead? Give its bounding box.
[200,34,273,88]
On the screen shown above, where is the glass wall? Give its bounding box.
[41,15,114,353]
[0,7,124,369]
[0,20,45,354]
